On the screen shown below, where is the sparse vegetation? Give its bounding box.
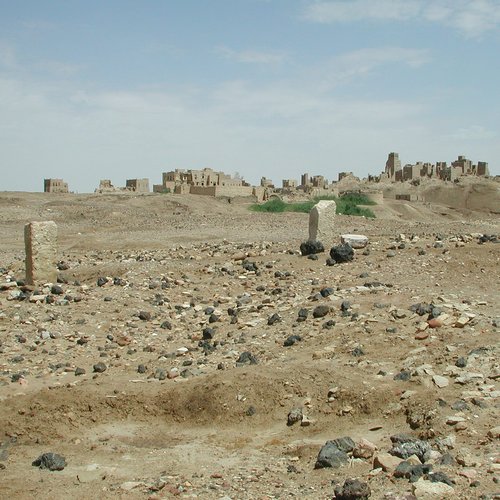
[250,194,376,218]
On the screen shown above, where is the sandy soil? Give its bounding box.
[0,186,499,499]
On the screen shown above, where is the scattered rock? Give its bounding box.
[312,305,330,318]
[287,407,303,426]
[236,351,258,366]
[329,243,354,264]
[284,335,302,347]
[432,375,449,388]
[300,240,325,256]
[315,440,350,469]
[93,362,107,373]
[334,478,371,499]
[32,453,66,471]
[412,478,455,498]
[373,453,403,472]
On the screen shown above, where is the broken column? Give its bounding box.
[309,200,337,244]
[24,221,57,285]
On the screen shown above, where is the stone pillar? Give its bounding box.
[24,221,57,285]
[309,200,336,243]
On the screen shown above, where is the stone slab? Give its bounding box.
[24,221,57,285]
[341,234,369,249]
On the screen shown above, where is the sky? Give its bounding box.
[1,0,499,192]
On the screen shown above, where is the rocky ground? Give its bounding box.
[0,190,499,499]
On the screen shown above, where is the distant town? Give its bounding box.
[43,153,492,200]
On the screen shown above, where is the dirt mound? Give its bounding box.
[421,180,500,213]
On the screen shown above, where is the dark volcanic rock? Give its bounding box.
[297,308,309,322]
[313,305,330,318]
[329,243,354,264]
[97,277,108,287]
[242,261,258,272]
[314,441,349,469]
[236,351,258,366]
[93,362,107,373]
[428,471,454,486]
[284,335,302,347]
[202,327,215,340]
[390,436,431,462]
[334,478,371,499]
[267,313,281,326]
[394,461,432,482]
[50,284,64,295]
[331,436,356,453]
[300,240,325,256]
[32,453,66,471]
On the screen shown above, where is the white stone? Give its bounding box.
[433,375,449,388]
[24,221,57,285]
[308,200,336,243]
[412,479,455,498]
[341,234,369,249]
[446,415,466,425]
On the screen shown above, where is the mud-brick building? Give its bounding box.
[126,178,150,192]
[44,178,68,193]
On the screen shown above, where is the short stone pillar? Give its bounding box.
[309,200,336,242]
[24,221,57,285]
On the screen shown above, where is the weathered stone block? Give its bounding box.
[341,234,369,249]
[24,221,57,285]
[309,200,336,242]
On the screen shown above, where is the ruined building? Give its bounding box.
[260,177,274,189]
[44,178,68,193]
[382,153,489,183]
[282,179,297,189]
[155,168,245,193]
[153,168,263,199]
[300,173,329,190]
[126,178,150,192]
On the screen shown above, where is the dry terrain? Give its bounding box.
[0,185,499,499]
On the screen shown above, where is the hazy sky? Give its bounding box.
[1,0,499,192]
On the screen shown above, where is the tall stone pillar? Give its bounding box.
[24,221,57,285]
[309,200,336,243]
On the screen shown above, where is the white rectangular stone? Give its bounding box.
[309,200,336,242]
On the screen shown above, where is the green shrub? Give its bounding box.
[250,193,375,218]
[250,198,287,212]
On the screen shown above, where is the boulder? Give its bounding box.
[300,240,325,256]
[330,243,354,264]
[314,441,349,469]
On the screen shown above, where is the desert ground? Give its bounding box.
[0,182,499,499]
